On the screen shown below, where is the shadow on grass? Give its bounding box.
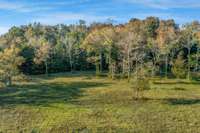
[127,97,200,106]
[0,81,110,107]
[153,80,200,85]
[31,71,96,81]
[172,87,186,91]
[165,98,200,105]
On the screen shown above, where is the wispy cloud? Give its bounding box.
[123,0,200,9]
[0,1,50,12]
[32,12,116,25]
[0,0,200,35]
[0,0,89,13]
[0,1,23,10]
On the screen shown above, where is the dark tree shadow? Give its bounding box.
[153,81,200,85]
[0,81,110,107]
[127,97,200,106]
[172,87,186,91]
[31,71,96,81]
[165,98,200,105]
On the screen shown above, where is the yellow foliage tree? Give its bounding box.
[34,42,52,76]
[0,46,24,86]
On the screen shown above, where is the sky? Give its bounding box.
[0,0,200,34]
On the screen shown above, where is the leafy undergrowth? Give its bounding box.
[1,72,200,133]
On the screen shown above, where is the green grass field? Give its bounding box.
[1,72,200,133]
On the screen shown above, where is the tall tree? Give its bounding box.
[0,46,24,86]
[118,19,147,81]
[34,39,52,76]
[101,26,118,79]
[156,19,178,78]
[83,25,110,75]
[180,21,199,80]
[172,52,186,79]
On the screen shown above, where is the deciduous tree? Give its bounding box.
[0,46,24,86]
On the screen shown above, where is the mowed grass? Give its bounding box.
[1,72,200,133]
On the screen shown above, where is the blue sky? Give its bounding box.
[0,0,200,34]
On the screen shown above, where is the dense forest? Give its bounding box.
[0,17,200,86]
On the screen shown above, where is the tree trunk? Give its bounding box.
[122,59,127,76]
[5,76,12,87]
[135,59,138,80]
[195,47,199,72]
[127,49,131,82]
[108,49,112,78]
[187,48,191,80]
[69,54,73,72]
[152,53,159,77]
[151,56,156,77]
[100,52,103,73]
[165,55,168,79]
[45,61,48,76]
[95,61,100,76]
[111,63,115,79]
[122,59,125,75]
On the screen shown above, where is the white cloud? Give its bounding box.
[123,0,200,9]
[32,13,116,25]
[0,26,9,35]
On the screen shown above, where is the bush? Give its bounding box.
[172,53,186,79]
[191,72,200,80]
[131,67,150,100]
[0,81,6,89]
[13,74,30,82]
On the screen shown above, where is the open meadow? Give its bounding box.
[1,1,200,133]
[1,72,200,133]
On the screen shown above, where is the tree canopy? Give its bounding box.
[0,17,200,83]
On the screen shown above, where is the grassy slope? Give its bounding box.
[0,72,200,133]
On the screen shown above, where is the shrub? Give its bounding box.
[172,53,186,79]
[131,67,150,100]
[191,72,200,80]
[0,82,6,89]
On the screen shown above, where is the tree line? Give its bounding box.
[0,17,200,86]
